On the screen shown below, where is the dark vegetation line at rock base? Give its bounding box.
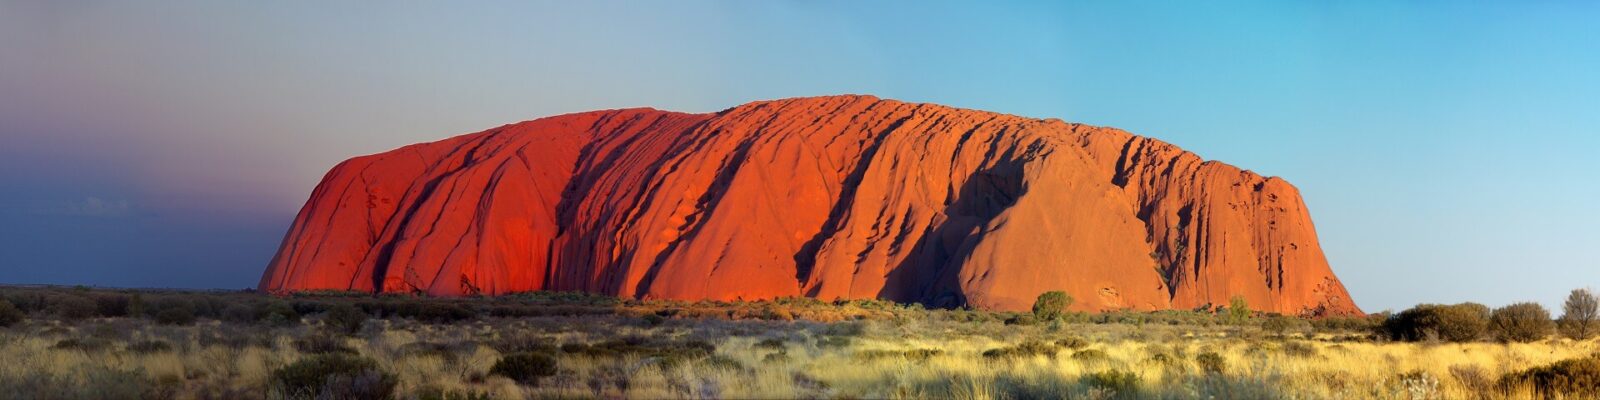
[4,285,1596,344]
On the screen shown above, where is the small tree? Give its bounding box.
[1490,302,1555,343]
[1227,296,1251,325]
[1559,288,1598,340]
[1032,291,1073,321]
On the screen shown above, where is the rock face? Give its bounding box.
[260,95,1360,315]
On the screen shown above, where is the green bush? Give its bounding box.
[1281,341,1318,357]
[1071,348,1110,362]
[754,338,785,350]
[1496,354,1600,397]
[269,354,395,400]
[1196,352,1226,374]
[0,298,23,327]
[1226,296,1251,325]
[1080,369,1140,395]
[323,304,369,335]
[855,348,943,362]
[490,352,558,385]
[982,341,1058,359]
[642,313,666,327]
[1032,291,1073,321]
[1003,313,1037,326]
[1489,302,1555,343]
[1262,316,1309,336]
[1383,303,1490,342]
[1055,336,1090,350]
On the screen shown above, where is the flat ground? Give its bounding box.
[0,287,1593,399]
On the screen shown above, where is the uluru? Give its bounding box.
[259,95,1360,316]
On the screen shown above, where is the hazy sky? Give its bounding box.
[2,1,1596,312]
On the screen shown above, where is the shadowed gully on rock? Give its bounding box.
[260,95,1360,316]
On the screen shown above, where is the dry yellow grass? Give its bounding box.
[1,316,1594,399]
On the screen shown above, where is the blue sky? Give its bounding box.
[1,1,1595,312]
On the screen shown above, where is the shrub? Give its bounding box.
[1496,354,1600,397]
[1071,348,1110,362]
[491,333,557,354]
[1003,313,1037,326]
[982,341,1058,359]
[1055,336,1090,350]
[127,293,146,318]
[415,386,495,400]
[269,354,395,400]
[294,334,358,355]
[856,349,943,361]
[1559,288,1598,340]
[0,298,23,327]
[220,304,256,322]
[1080,369,1140,395]
[93,294,130,317]
[126,340,174,354]
[1450,365,1493,395]
[323,304,368,335]
[51,296,97,321]
[51,337,113,351]
[154,307,196,325]
[1226,296,1251,325]
[1281,341,1318,357]
[1311,315,1382,333]
[408,303,476,323]
[148,297,197,325]
[1383,303,1489,342]
[259,301,299,326]
[1490,302,1555,343]
[642,313,666,327]
[1032,291,1072,321]
[490,352,558,385]
[1262,316,1309,336]
[1196,352,1226,374]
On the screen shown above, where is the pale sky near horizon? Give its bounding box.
[2,1,1596,312]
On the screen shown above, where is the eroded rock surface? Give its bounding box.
[259,95,1360,315]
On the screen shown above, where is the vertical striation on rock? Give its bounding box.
[259,95,1360,316]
